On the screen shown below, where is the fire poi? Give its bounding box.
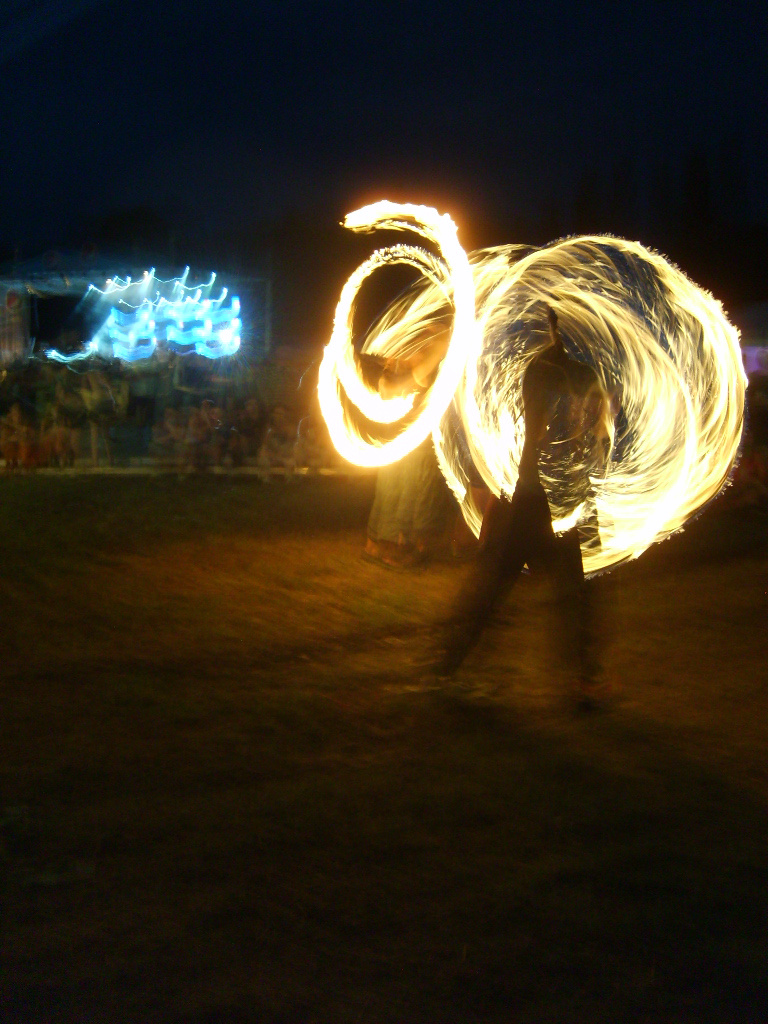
[318,202,746,575]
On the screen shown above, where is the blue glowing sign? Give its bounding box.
[47,268,241,363]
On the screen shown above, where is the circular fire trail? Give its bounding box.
[318,202,746,575]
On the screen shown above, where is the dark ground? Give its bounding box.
[1,473,767,1023]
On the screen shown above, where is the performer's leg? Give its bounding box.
[411,440,451,559]
[436,492,529,675]
[392,446,420,547]
[365,459,406,559]
[550,528,601,698]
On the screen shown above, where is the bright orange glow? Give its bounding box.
[319,204,746,575]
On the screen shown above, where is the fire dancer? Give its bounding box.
[437,307,612,705]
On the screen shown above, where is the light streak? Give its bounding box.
[319,203,746,575]
[318,202,479,466]
[46,268,241,363]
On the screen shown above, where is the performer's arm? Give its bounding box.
[547,307,566,361]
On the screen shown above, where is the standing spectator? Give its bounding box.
[183,403,212,471]
[1,403,25,471]
[364,435,451,566]
[362,323,453,566]
[257,404,297,472]
[150,406,186,465]
[237,396,268,461]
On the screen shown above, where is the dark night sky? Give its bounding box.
[2,0,767,336]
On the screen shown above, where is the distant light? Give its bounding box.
[67,268,245,362]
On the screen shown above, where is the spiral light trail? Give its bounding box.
[318,203,746,575]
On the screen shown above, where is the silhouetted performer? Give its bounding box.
[438,307,610,702]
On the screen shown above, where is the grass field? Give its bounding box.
[1,472,767,1023]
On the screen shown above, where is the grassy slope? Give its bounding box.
[1,474,767,1023]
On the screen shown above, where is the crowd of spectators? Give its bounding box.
[2,356,767,515]
[0,354,341,474]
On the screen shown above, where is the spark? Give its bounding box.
[318,203,746,575]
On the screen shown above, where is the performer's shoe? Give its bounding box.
[362,539,407,570]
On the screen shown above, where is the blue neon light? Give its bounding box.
[47,268,242,363]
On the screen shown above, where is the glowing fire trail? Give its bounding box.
[318,203,746,576]
[317,202,480,466]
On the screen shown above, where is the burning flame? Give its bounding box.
[318,203,746,575]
